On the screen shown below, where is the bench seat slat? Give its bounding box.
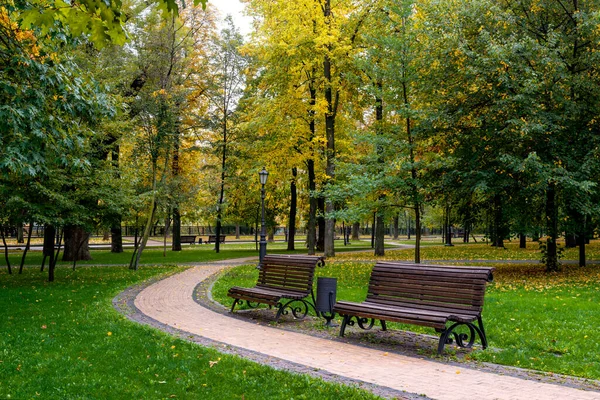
[334,300,478,322]
[334,301,448,329]
[338,300,480,321]
[371,271,490,285]
[368,289,485,306]
[366,297,481,313]
[229,286,308,300]
[369,281,485,297]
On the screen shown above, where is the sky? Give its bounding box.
[208,0,252,36]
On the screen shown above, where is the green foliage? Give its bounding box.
[1,4,120,241]
[16,0,208,48]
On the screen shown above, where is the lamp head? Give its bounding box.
[259,167,269,185]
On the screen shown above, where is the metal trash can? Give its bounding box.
[316,277,337,327]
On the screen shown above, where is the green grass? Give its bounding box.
[213,260,600,380]
[0,266,380,399]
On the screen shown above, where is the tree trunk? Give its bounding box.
[375,213,385,256]
[130,165,159,270]
[172,130,181,251]
[215,213,222,253]
[352,222,360,240]
[62,226,92,262]
[110,143,123,253]
[519,233,527,249]
[323,0,336,258]
[393,214,399,240]
[545,182,559,272]
[414,205,421,263]
[48,228,63,282]
[215,113,228,254]
[306,80,318,255]
[445,203,453,246]
[317,197,325,252]
[374,85,385,257]
[288,168,297,251]
[47,228,56,282]
[1,227,11,274]
[172,207,181,251]
[17,224,24,244]
[235,224,240,240]
[371,212,376,249]
[565,233,577,248]
[19,221,33,274]
[492,194,505,248]
[578,214,586,267]
[111,224,123,253]
[403,78,420,263]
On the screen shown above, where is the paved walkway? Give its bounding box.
[133,262,600,400]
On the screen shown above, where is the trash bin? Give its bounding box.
[316,277,337,327]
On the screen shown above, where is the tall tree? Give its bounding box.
[200,16,247,253]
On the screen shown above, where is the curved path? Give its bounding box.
[133,262,600,400]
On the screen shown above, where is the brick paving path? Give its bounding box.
[134,263,600,400]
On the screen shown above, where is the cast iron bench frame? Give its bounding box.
[228,254,325,321]
[333,262,494,354]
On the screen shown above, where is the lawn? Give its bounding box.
[212,260,600,380]
[0,266,380,399]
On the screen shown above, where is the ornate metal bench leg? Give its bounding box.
[339,315,351,337]
[380,320,387,331]
[274,303,285,322]
[438,321,484,354]
[477,316,488,349]
[230,298,240,313]
[437,329,451,354]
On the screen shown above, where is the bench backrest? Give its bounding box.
[366,262,494,314]
[257,255,325,294]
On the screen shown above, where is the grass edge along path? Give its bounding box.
[0,265,383,400]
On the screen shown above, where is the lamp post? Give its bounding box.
[258,167,269,267]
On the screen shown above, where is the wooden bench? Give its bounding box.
[228,254,325,321]
[180,235,197,245]
[333,262,494,354]
[207,235,226,244]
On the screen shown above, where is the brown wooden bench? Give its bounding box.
[333,262,494,354]
[228,254,325,321]
[207,234,226,244]
[180,235,197,245]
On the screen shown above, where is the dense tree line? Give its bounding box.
[3,0,600,278]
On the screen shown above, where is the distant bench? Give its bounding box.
[180,235,197,245]
[333,262,494,354]
[207,235,226,244]
[228,254,325,321]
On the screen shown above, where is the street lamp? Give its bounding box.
[258,167,269,268]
